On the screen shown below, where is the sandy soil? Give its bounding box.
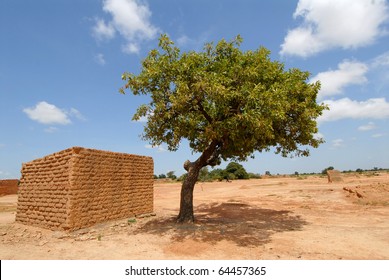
[0,172,388,260]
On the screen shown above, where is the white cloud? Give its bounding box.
[44,127,59,133]
[92,19,115,40]
[319,98,389,122]
[23,101,85,126]
[93,0,160,54]
[312,51,389,100]
[280,26,324,57]
[280,0,389,57]
[358,122,377,131]
[23,101,71,125]
[122,42,140,54]
[175,30,214,51]
[372,133,385,138]
[177,35,192,47]
[145,144,167,152]
[313,132,324,141]
[370,51,389,91]
[94,53,106,65]
[331,138,344,148]
[68,108,86,121]
[311,60,368,99]
[371,51,389,68]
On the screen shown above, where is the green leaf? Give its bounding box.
[120,34,327,163]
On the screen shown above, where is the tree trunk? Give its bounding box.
[176,141,220,223]
[176,161,201,223]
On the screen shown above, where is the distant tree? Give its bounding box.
[294,171,299,176]
[166,171,177,180]
[321,166,334,175]
[225,162,249,179]
[265,171,271,176]
[208,168,224,181]
[177,173,187,181]
[198,166,210,182]
[153,174,158,179]
[248,172,262,179]
[121,34,326,223]
[356,168,363,173]
[221,170,233,181]
[158,174,166,179]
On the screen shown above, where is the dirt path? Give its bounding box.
[1,173,388,259]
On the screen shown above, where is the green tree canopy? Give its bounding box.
[121,34,327,222]
[225,162,249,179]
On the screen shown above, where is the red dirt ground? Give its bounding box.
[0,172,388,259]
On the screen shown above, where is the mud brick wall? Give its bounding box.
[16,148,73,230]
[0,179,19,196]
[327,170,343,183]
[67,147,154,230]
[16,147,154,231]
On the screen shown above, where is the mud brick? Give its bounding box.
[16,146,153,231]
[327,170,343,183]
[0,179,19,196]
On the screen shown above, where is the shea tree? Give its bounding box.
[120,34,326,223]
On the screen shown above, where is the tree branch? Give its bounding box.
[197,101,213,124]
[196,140,221,167]
[183,160,192,171]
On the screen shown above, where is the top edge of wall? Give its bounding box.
[23,146,153,165]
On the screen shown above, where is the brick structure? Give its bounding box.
[0,179,19,196]
[16,147,154,231]
[327,169,343,183]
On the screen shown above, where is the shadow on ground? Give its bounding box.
[136,202,308,247]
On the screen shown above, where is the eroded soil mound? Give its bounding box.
[343,182,389,206]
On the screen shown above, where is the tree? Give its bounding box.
[208,168,225,181]
[248,172,261,179]
[225,162,249,179]
[120,34,327,223]
[166,171,177,180]
[321,166,334,175]
[198,166,210,182]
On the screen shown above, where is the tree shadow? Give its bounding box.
[135,202,308,247]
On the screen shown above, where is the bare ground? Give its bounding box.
[0,172,388,259]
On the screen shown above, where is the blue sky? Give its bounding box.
[1,0,389,179]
